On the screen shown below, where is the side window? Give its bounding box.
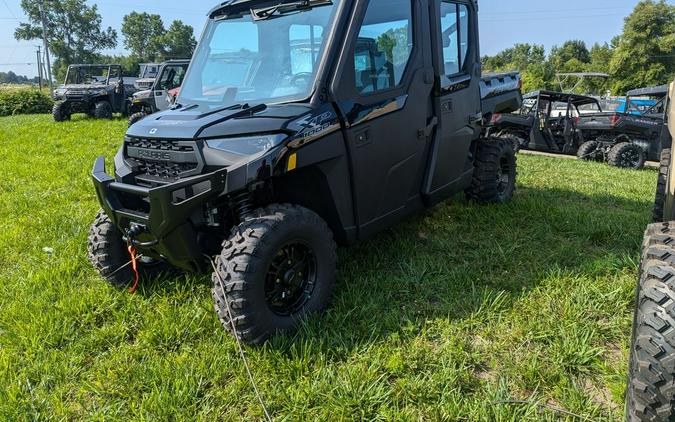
[440,1,471,76]
[353,0,413,94]
[290,25,324,75]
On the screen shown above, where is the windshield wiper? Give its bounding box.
[251,0,332,21]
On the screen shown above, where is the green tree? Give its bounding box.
[161,20,197,59]
[121,12,166,63]
[481,43,546,73]
[609,0,675,94]
[14,0,117,81]
[548,40,591,72]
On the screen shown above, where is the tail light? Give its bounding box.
[491,113,501,123]
[609,114,621,125]
[575,116,581,125]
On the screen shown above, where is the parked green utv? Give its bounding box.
[626,79,675,421]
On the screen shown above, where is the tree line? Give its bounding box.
[10,0,675,94]
[482,0,675,95]
[14,0,197,81]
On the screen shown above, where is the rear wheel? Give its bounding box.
[497,132,527,152]
[93,101,113,119]
[653,149,671,223]
[577,141,603,162]
[626,222,675,421]
[87,210,172,287]
[466,138,517,204]
[52,102,70,122]
[608,142,646,169]
[128,112,147,127]
[211,204,337,345]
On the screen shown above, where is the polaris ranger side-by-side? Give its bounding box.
[88,0,522,344]
[576,84,671,169]
[52,64,135,121]
[488,90,602,154]
[128,60,191,127]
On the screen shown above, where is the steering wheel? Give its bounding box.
[291,72,313,88]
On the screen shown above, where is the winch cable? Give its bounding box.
[206,254,273,422]
[126,245,140,294]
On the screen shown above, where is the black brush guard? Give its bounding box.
[92,157,228,272]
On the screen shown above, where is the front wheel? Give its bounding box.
[87,210,173,287]
[608,142,646,169]
[626,222,675,421]
[497,133,527,153]
[466,138,517,204]
[52,102,70,122]
[211,204,337,345]
[128,112,147,127]
[93,101,113,119]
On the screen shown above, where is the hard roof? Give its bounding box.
[626,85,669,97]
[522,90,601,106]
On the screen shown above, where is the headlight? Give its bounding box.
[206,134,287,156]
[134,91,152,100]
[53,88,66,96]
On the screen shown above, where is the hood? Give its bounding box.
[126,103,316,140]
[61,84,112,90]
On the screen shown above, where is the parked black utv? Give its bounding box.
[128,60,190,127]
[626,80,675,421]
[52,64,135,121]
[488,90,603,154]
[576,84,671,169]
[88,0,522,344]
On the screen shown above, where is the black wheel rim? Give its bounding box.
[265,241,318,316]
[620,148,641,168]
[496,156,513,200]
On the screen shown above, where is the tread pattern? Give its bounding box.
[87,210,133,287]
[653,149,671,223]
[497,132,527,153]
[577,141,603,161]
[627,222,675,421]
[211,204,337,345]
[466,138,517,204]
[87,210,172,287]
[93,101,112,119]
[128,112,147,127]
[52,102,69,122]
[608,142,646,169]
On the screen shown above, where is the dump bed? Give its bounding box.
[481,72,522,115]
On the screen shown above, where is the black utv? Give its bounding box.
[52,64,134,121]
[576,84,671,169]
[626,80,675,421]
[128,60,190,127]
[488,90,603,154]
[88,0,522,344]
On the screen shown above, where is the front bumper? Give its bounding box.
[92,157,228,272]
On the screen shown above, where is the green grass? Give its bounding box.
[0,114,656,421]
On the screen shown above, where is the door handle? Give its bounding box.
[418,117,438,139]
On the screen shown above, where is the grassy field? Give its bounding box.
[0,114,656,421]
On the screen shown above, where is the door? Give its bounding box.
[331,0,435,238]
[154,64,187,111]
[423,0,481,203]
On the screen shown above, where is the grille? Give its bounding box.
[127,138,195,152]
[126,137,200,182]
[137,161,198,180]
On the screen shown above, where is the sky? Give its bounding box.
[0,0,655,79]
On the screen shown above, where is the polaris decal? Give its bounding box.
[288,111,340,146]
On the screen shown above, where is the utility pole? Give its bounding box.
[38,0,53,88]
[36,46,42,89]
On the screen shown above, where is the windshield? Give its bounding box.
[65,66,118,85]
[179,1,341,108]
